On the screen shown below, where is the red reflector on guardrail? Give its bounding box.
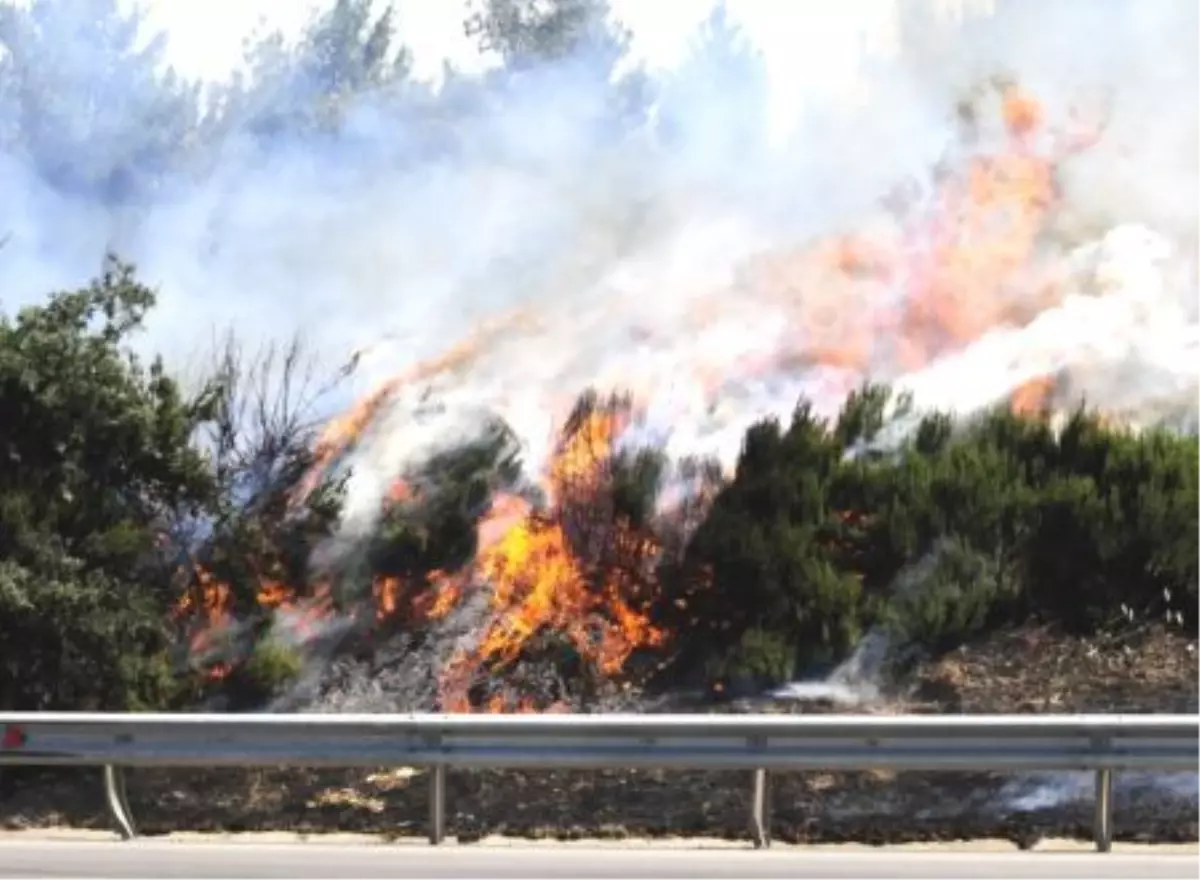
[1,724,26,749]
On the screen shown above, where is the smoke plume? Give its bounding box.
[1,0,1195,538]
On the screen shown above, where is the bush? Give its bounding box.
[3,260,1196,709]
[0,559,175,710]
[707,627,797,695]
[881,536,1020,655]
[660,387,1198,685]
[226,638,304,709]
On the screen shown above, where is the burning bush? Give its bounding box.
[152,388,675,712]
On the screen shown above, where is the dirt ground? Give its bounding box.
[0,623,1195,847]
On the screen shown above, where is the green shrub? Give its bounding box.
[707,627,797,693]
[881,536,1020,654]
[226,637,304,708]
[660,387,1198,685]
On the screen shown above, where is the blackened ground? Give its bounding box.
[0,624,1195,847]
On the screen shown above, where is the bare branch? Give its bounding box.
[187,327,352,513]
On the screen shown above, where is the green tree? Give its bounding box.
[0,257,216,709]
[216,0,411,139]
[667,403,865,685]
[465,0,628,71]
[0,0,201,202]
[464,0,650,137]
[654,1,771,170]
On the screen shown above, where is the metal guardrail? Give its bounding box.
[0,712,1195,851]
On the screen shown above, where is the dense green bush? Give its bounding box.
[0,262,217,710]
[227,638,305,708]
[706,627,797,696]
[0,258,354,710]
[663,384,1198,689]
[880,537,1020,655]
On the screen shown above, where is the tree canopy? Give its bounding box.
[0,258,214,708]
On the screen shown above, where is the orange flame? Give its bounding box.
[171,564,237,680]
[290,309,539,509]
[1002,85,1043,137]
[372,575,402,621]
[368,569,469,625]
[256,578,293,610]
[385,478,414,506]
[1010,374,1057,416]
[709,82,1102,392]
[893,85,1060,369]
[173,564,233,636]
[419,570,465,621]
[436,400,664,712]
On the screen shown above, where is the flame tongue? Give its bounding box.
[1010,374,1057,416]
[437,397,664,712]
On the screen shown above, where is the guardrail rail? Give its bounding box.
[0,712,1195,850]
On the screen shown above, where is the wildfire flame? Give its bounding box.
[172,80,1125,706]
[437,400,665,712]
[1009,374,1057,416]
[290,309,540,510]
[173,563,232,654]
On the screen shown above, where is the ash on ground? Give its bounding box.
[272,590,647,714]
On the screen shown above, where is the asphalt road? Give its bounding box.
[0,840,1196,879]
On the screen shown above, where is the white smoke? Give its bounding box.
[0,0,1195,529]
[323,0,1199,521]
[1002,771,1199,813]
[895,223,1200,422]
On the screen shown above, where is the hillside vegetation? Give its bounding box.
[0,0,1196,713]
[0,261,1194,712]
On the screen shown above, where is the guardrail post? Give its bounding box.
[103,765,137,841]
[748,736,771,849]
[1094,767,1113,853]
[750,767,771,848]
[428,764,447,845]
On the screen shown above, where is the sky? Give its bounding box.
[132,0,871,82]
[129,0,991,139]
